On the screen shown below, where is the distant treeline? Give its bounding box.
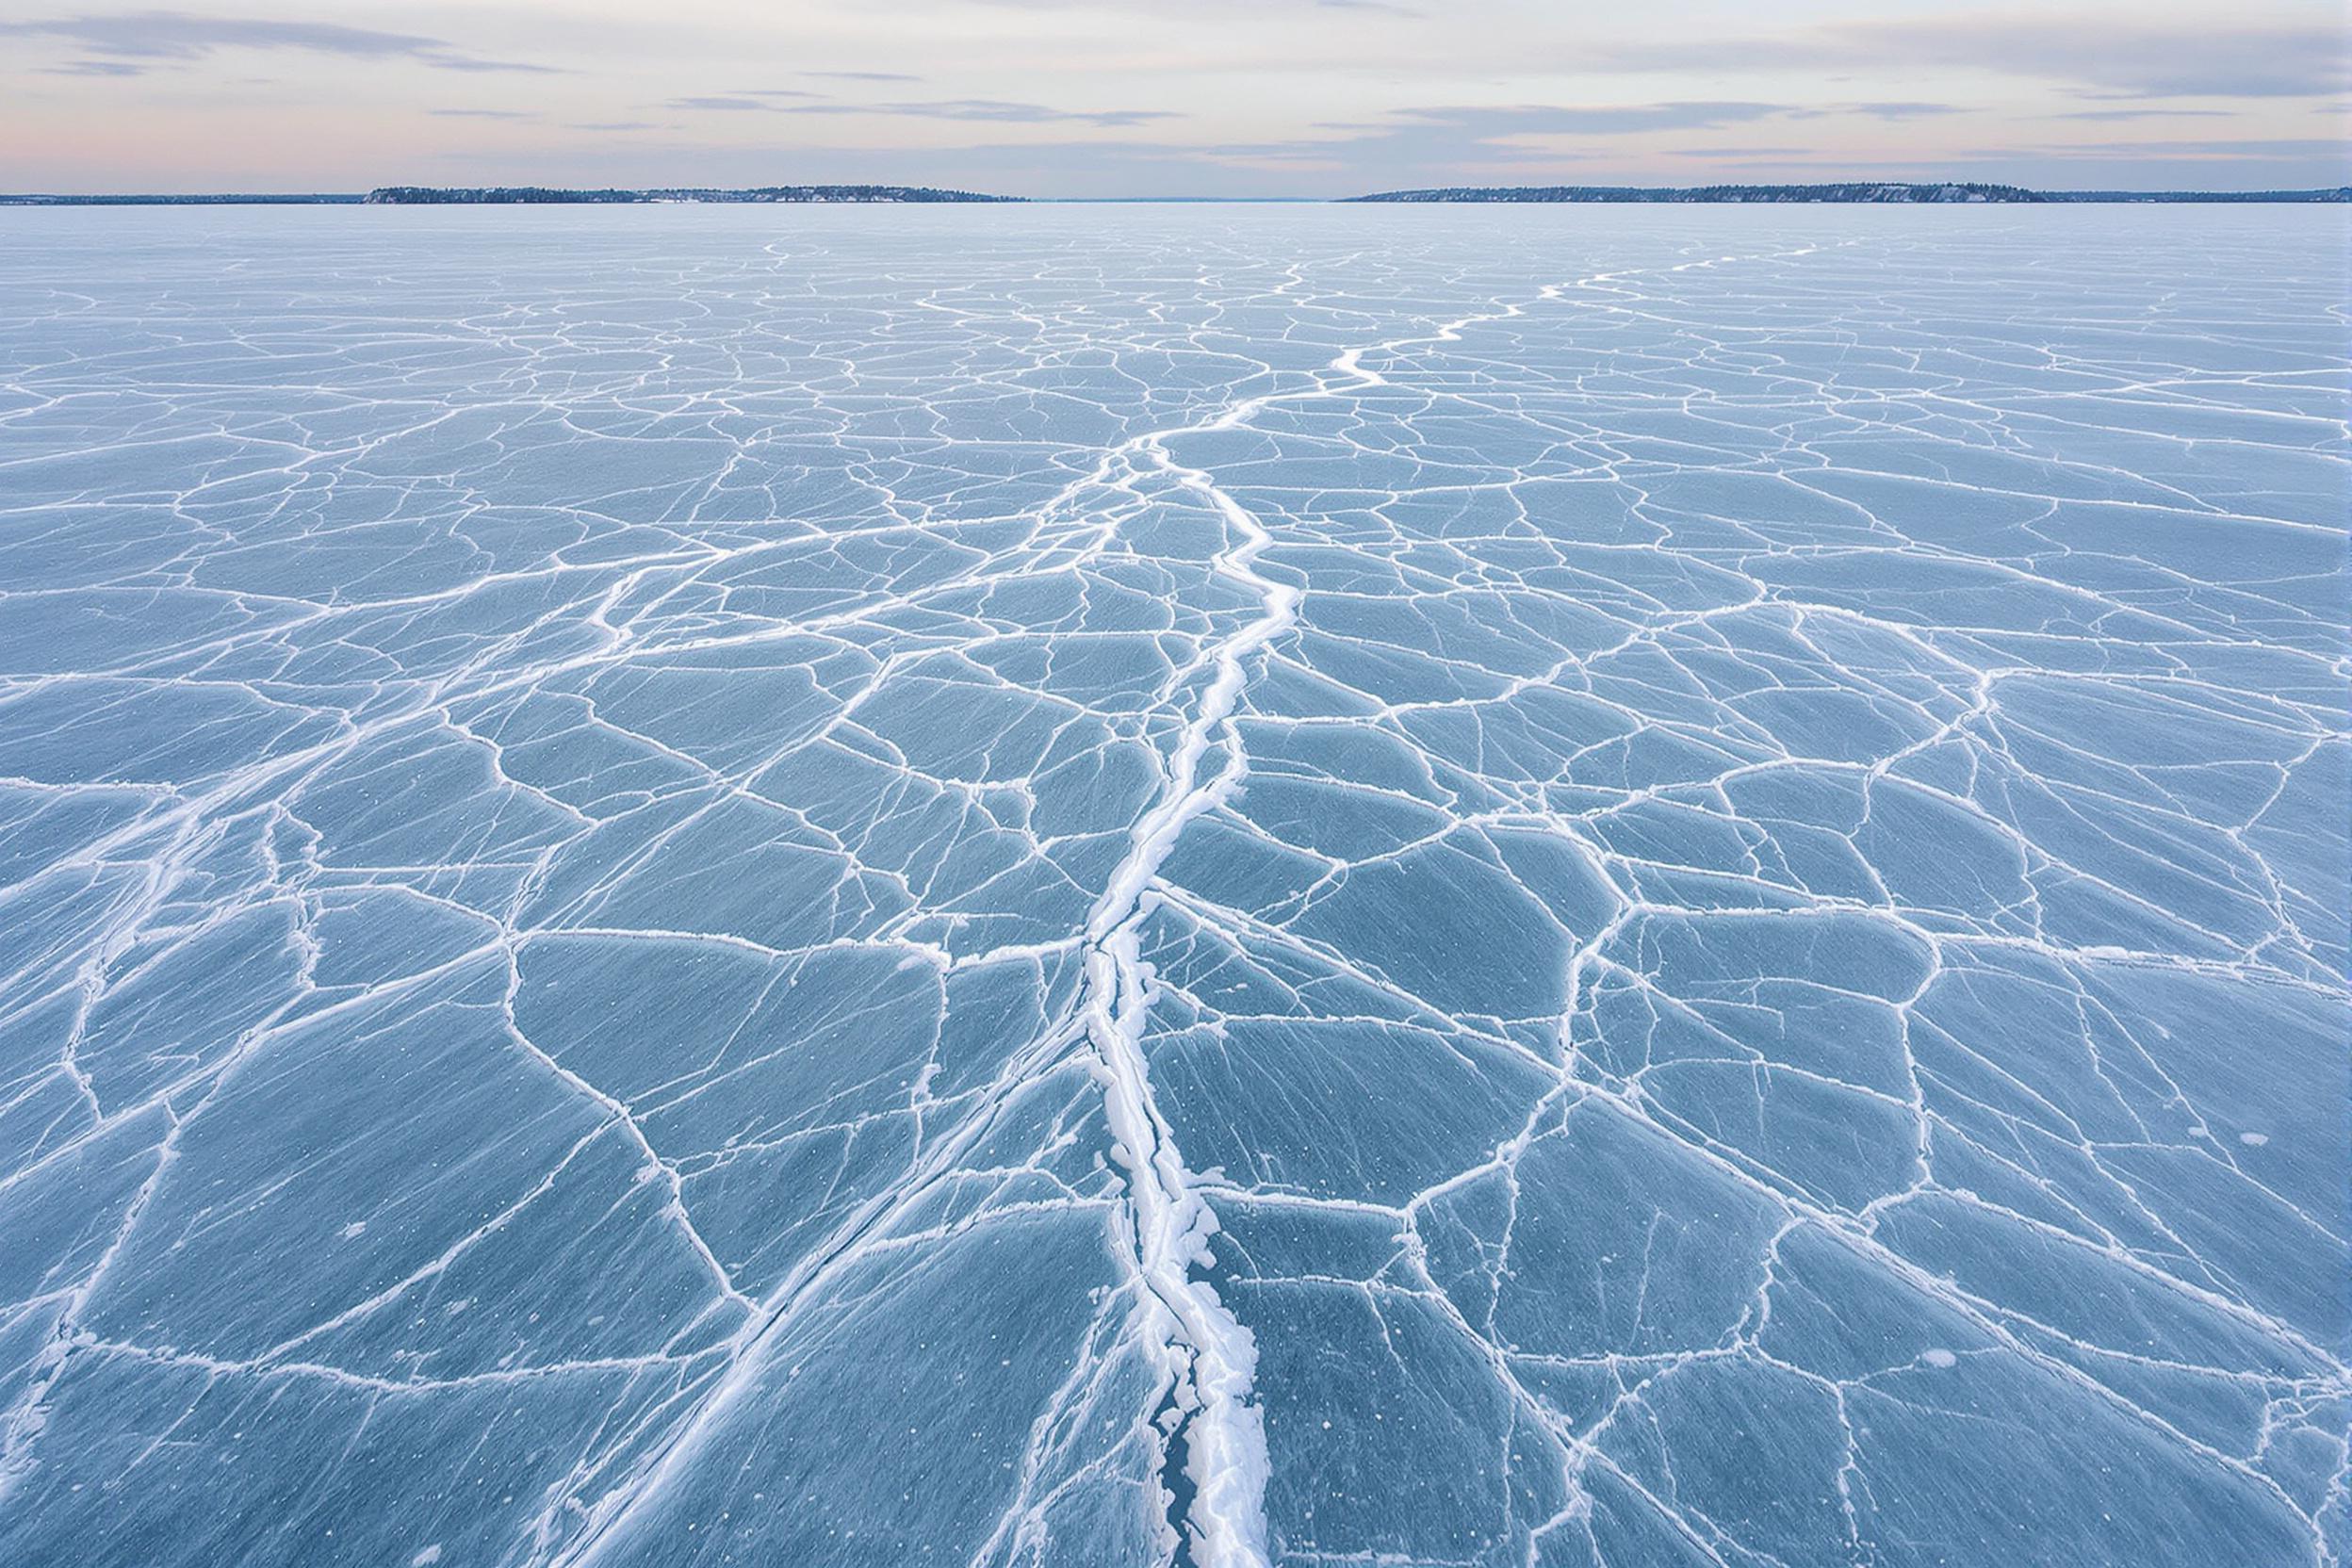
[1353,182,2352,204]
[10,182,2345,207]
[363,185,1020,204]
[0,193,366,205]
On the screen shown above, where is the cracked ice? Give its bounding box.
[0,204,2344,1567]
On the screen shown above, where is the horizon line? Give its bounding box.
[7,179,2351,206]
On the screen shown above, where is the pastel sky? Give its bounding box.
[3,1,2346,195]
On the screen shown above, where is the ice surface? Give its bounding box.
[0,204,2344,1566]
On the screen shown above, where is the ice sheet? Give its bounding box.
[0,204,2344,1566]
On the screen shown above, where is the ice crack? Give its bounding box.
[1080,448,1293,1568]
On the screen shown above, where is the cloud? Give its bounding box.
[2033,137,2351,159]
[2050,107,2236,122]
[1382,101,1789,138]
[1175,102,1797,184]
[803,71,921,82]
[1599,18,2351,100]
[1840,102,1967,121]
[38,57,145,76]
[779,98,1183,127]
[423,56,554,75]
[0,10,552,74]
[429,108,534,120]
[569,121,662,132]
[1665,145,1818,158]
[663,95,815,111]
[874,99,1181,128]
[1305,101,1789,161]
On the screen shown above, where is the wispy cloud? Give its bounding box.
[38,57,145,76]
[666,94,1180,127]
[1600,18,2351,100]
[0,10,553,74]
[1303,101,1790,163]
[1380,101,1789,138]
[2035,136,2350,159]
[1665,145,1818,158]
[1840,102,1967,121]
[1197,101,1799,182]
[2050,107,2236,122]
[841,98,1181,127]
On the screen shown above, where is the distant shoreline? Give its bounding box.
[0,185,1020,206]
[1351,182,2352,204]
[4,180,2348,206]
[366,185,1020,204]
[2,193,369,206]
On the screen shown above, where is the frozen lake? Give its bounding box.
[0,204,2344,1566]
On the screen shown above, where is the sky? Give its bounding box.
[2,1,2346,196]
